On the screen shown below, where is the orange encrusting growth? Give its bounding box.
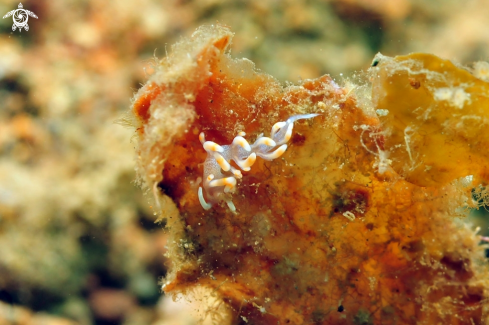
[130,25,489,325]
[133,82,162,126]
[372,53,489,187]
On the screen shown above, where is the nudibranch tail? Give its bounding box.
[287,113,321,123]
[198,113,319,212]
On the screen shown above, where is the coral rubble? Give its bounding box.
[130,25,489,324]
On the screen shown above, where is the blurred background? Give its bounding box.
[0,0,488,324]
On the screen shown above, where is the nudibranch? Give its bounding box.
[198,113,319,212]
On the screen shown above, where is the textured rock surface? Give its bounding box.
[131,25,489,324]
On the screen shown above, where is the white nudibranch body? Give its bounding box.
[198,113,319,213]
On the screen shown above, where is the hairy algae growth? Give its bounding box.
[129,25,489,324]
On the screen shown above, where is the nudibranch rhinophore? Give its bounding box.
[198,114,319,212]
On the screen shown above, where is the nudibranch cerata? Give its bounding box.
[198,113,319,213]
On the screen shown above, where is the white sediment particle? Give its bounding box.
[473,61,489,82]
[461,175,474,187]
[368,277,377,291]
[433,87,470,109]
[452,88,470,109]
[252,302,266,313]
[375,109,389,116]
[343,211,355,221]
[404,126,415,166]
[434,87,452,101]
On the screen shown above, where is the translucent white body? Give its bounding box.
[198,114,319,212]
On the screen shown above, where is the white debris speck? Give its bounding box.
[376,109,389,116]
[473,61,489,82]
[252,302,267,314]
[461,175,474,187]
[452,88,471,109]
[368,277,377,291]
[434,87,452,101]
[343,211,355,221]
[433,87,470,109]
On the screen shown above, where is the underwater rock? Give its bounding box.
[129,25,489,324]
[371,53,489,187]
